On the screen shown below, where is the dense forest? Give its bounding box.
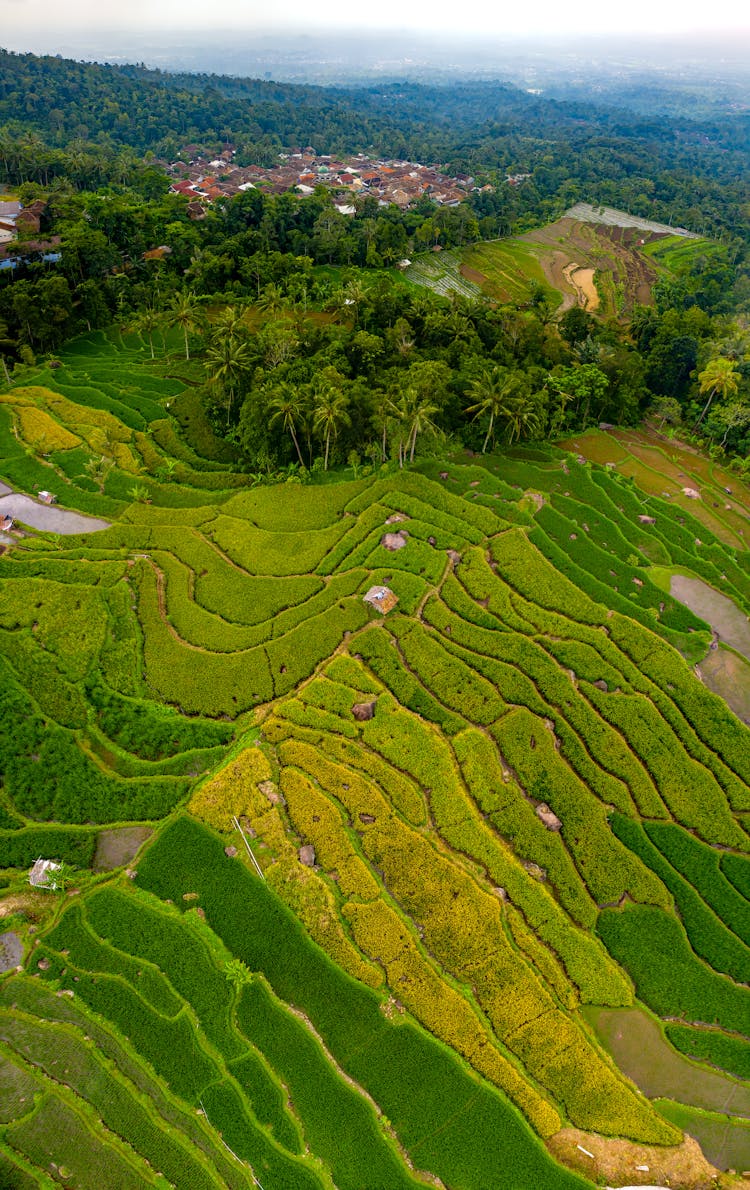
[0,46,749,466]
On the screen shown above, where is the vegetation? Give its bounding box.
[1,45,750,1190]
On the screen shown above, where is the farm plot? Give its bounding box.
[3,333,750,1188]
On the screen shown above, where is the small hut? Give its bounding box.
[37,491,57,505]
[0,514,13,532]
[29,858,61,890]
[363,586,398,615]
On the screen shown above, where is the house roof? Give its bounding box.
[29,858,61,888]
[363,585,399,614]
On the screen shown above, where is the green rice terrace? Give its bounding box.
[403,205,722,318]
[1,328,750,1190]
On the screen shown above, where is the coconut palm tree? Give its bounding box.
[466,366,516,453]
[268,383,306,467]
[313,386,350,471]
[168,290,202,360]
[205,335,253,427]
[211,304,249,346]
[694,357,741,428]
[256,283,288,319]
[503,393,545,445]
[132,306,162,360]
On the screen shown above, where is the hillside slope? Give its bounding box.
[1,330,749,1188]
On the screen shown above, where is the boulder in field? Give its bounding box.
[299,845,316,867]
[352,700,377,721]
[536,803,562,831]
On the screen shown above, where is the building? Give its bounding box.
[29,859,61,890]
[363,586,399,615]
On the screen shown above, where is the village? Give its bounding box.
[163,146,507,212]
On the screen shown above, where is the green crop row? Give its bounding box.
[453,727,597,930]
[225,477,364,532]
[228,1050,303,1154]
[362,534,446,586]
[0,976,255,1190]
[721,853,750,901]
[422,596,644,817]
[0,576,107,682]
[597,903,750,1036]
[88,679,233,761]
[0,629,89,728]
[490,530,604,625]
[644,823,750,948]
[154,551,270,651]
[378,489,486,544]
[585,683,747,848]
[664,1023,750,1082]
[195,556,324,628]
[0,653,185,824]
[315,501,393,573]
[210,513,347,577]
[607,618,750,797]
[455,547,539,632]
[347,471,502,536]
[4,1083,158,1189]
[134,815,624,1183]
[198,1079,327,1190]
[277,696,360,740]
[0,1009,223,1190]
[236,977,422,1190]
[550,492,654,568]
[355,627,466,734]
[133,561,274,713]
[36,950,219,1102]
[45,901,181,1017]
[281,740,663,1141]
[98,583,141,696]
[0,826,97,870]
[612,816,750,984]
[533,504,704,633]
[83,888,243,1060]
[389,616,505,726]
[493,708,667,909]
[0,554,125,588]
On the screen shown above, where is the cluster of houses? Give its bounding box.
[165,148,490,215]
[0,199,61,274]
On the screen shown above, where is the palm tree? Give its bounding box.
[313,387,350,471]
[168,290,202,360]
[205,335,253,427]
[256,283,287,319]
[211,304,248,345]
[503,393,544,445]
[405,390,440,463]
[268,384,306,467]
[132,307,161,360]
[694,357,741,428]
[466,366,515,453]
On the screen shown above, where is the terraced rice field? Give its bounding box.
[1,334,750,1188]
[404,206,718,319]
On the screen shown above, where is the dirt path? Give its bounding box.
[0,492,109,534]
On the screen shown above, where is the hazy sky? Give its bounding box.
[3,0,749,42]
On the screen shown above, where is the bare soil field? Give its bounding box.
[519,217,661,317]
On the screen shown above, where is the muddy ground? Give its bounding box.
[519,217,661,316]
